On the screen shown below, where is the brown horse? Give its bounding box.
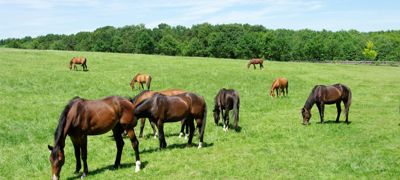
[133,92,207,149]
[69,57,88,71]
[301,84,352,125]
[47,96,141,180]
[213,88,240,131]
[247,58,264,70]
[130,73,152,90]
[269,77,289,97]
[129,89,187,138]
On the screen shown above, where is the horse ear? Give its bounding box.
[48,145,53,151]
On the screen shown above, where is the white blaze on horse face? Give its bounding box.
[135,161,141,173]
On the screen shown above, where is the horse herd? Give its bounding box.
[48,57,352,179]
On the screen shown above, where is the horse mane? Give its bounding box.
[130,90,151,104]
[54,96,80,146]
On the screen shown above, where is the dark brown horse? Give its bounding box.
[129,89,188,138]
[47,96,141,180]
[247,58,264,70]
[213,88,240,131]
[133,92,207,149]
[301,84,352,125]
[269,77,289,97]
[130,73,152,90]
[69,57,88,71]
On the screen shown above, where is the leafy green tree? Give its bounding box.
[362,40,378,60]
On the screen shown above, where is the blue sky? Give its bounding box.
[1,0,399,39]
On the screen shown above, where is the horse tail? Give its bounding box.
[54,96,80,145]
[146,76,152,90]
[342,84,352,107]
[233,92,240,130]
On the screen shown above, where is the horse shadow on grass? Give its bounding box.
[140,142,214,155]
[316,120,352,125]
[66,161,148,180]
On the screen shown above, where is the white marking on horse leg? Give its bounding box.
[185,134,189,140]
[198,142,203,149]
[179,132,184,138]
[52,174,58,180]
[135,160,141,173]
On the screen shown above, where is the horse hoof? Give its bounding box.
[198,142,203,148]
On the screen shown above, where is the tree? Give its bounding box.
[362,40,378,60]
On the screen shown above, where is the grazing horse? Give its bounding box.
[213,88,240,131]
[269,77,289,97]
[247,58,264,70]
[47,96,141,180]
[69,57,88,71]
[133,92,207,149]
[301,84,352,125]
[130,73,152,90]
[129,89,188,138]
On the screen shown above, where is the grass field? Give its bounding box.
[0,48,399,179]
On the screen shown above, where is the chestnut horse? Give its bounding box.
[247,58,264,70]
[47,96,141,180]
[133,92,207,149]
[129,89,188,138]
[213,88,240,131]
[269,77,289,97]
[130,73,152,90]
[301,84,352,125]
[69,57,88,71]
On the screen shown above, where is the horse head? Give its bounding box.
[301,107,311,125]
[48,145,65,180]
[269,89,275,97]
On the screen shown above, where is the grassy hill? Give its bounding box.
[0,48,399,179]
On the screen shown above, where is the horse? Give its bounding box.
[47,96,141,180]
[247,58,264,70]
[213,88,240,131]
[301,83,352,125]
[133,92,206,149]
[130,73,152,90]
[269,77,289,97]
[69,57,88,71]
[129,89,188,138]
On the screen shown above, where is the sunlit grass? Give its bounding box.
[0,48,399,179]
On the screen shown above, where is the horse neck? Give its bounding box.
[54,120,70,149]
[270,81,277,91]
[304,94,315,110]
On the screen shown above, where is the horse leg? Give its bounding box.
[125,128,141,172]
[70,137,81,174]
[140,83,144,90]
[187,118,195,146]
[286,86,288,96]
[179,118,185,138]
[150,120,158,139]
[112,124,124,168]
[253,64,256,69]
[81,136,88,178]
[223,110,230,132]
[260,63,264,70]
[196,115,206,148]
[316,103,324,123]
[157,121,167,149]
[276,89,279,97]
[336,102,342,123]
[139,118,146,138]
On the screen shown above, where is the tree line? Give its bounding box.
[1,23,399,61]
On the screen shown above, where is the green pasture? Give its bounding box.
[0,48,399,179]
